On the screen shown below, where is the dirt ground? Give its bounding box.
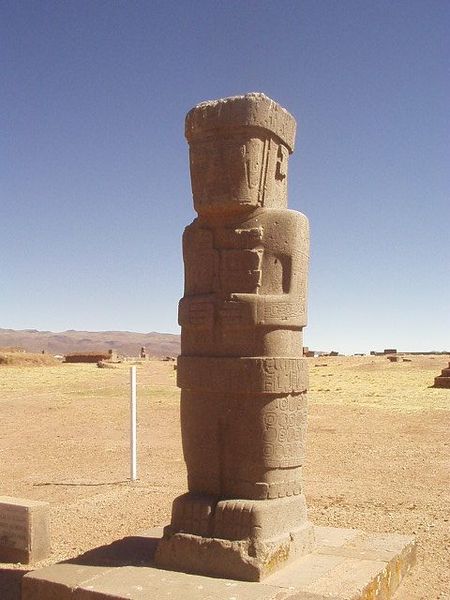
[0,355,449,599]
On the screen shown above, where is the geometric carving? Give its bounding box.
[177,356,308,393]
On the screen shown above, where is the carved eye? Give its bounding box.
[275,146,288,180]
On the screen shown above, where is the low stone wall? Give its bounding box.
[64,352,110,363]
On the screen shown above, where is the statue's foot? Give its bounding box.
[168,492,217,537]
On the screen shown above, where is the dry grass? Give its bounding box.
[0,351,60,367]
[0,361,178,404]
[308,354,450,411]
[0,355,449,600]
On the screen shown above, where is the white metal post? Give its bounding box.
[130,366,137,481]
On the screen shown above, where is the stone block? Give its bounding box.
[264,526,416,598]
[74,565,285,600]
[22,526,416,599]
[434,375,450,388]
[22,564,112,600]
[0,496,50,564]
[155,522,315,582]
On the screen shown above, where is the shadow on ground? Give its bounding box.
[66,534,160,567]
[0,535,160,599]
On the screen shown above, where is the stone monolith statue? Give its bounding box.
[155,93,314,581]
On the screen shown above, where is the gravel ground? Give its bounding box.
[0,356,449,599]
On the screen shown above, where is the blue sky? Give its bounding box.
[1,0,449,354]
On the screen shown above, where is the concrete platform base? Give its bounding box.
[22,526,416,600]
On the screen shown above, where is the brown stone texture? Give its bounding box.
[434,362,450,387]
[0,496,50,564]
[155,93,313,580]
[22,525,416,599]
[387,355,401,362]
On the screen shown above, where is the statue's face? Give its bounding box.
[189,130,265,217]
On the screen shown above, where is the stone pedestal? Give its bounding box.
[22,526,416,599]
[156,495,314,581]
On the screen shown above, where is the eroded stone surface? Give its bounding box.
[0,496,50,564]
[155,93,313,580]
[22,526,416,599]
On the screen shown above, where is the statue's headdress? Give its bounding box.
[185,93,296,153]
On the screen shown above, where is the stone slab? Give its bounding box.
[22,526,416,599]
[0,496,50,564]
[22,564,115,600]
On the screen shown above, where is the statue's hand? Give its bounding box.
[178,297,214,329]
[219,297,256,328]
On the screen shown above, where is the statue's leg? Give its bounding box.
[168,389,221,537]
[222,392,307,500]
[180,389,222,495]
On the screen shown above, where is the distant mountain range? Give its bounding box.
[0,328,180,357]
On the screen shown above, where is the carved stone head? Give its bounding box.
[185,93,296,218]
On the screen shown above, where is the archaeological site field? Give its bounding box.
[0,355,448,599]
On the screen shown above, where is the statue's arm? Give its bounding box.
[178,223,216,329]
[224,212,309,328]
